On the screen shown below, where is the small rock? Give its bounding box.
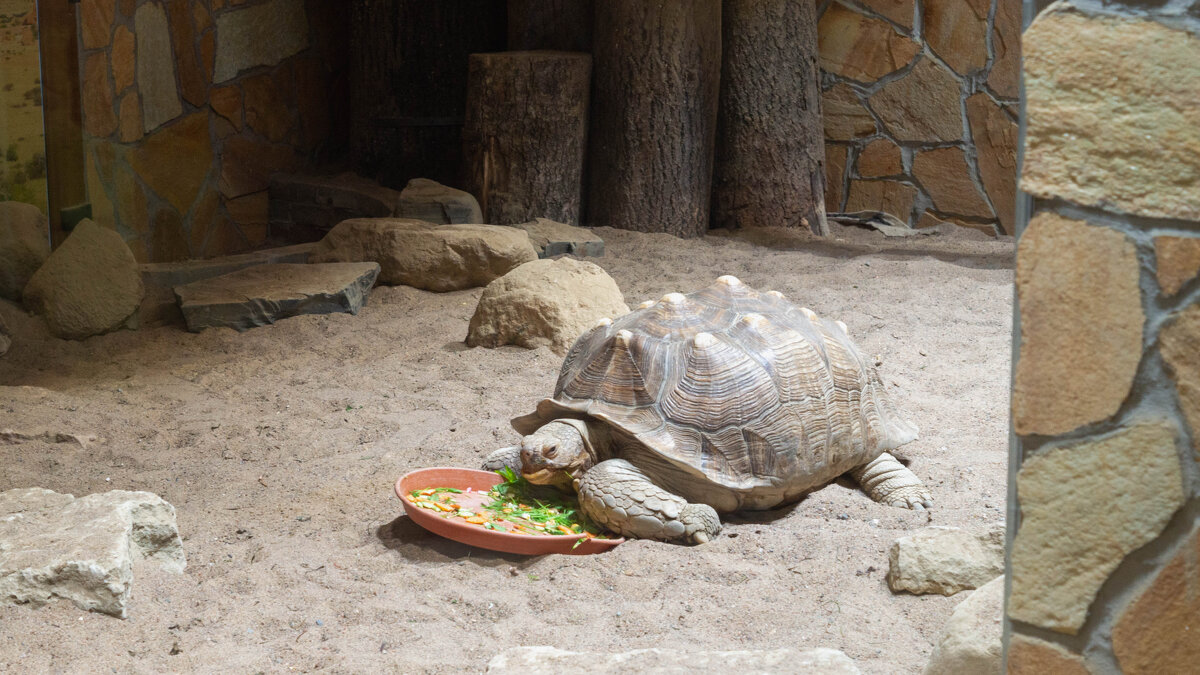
[466,258,629,355]
[0,201,51,301]
[486,647,861,674]
[922,576,1004,675]
[23,219,144,339]
[888,524,1005,596]
[311,218,536,292]
[837,513,850,520]
[173,262,381,332]
[395,178,483,225]
[511,218,605,258]
[0,488,186,618]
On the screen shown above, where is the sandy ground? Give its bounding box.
[0,224,1014,674]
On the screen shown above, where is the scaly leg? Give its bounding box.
[850,452,932,509]
[481,446,522,473]
[575,459,720,544]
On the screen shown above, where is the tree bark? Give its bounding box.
[713,0,828,235]
[507,0,593,52]
[587,0,721,238]
[463,51,592,225]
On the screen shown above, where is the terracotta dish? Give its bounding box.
[394,467,624,555]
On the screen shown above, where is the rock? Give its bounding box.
[135,2,182,132]
[1112,521,1200,674]
[80,0,114,50]
[111,25,135,93]
[1023,10,1200,221]
[822,84,877,141]
[166,0,206,108]
[511,218,604,258]
[0,488,185,618]
[856,138,902,178]
[1012,213,1142,436]
[817,3,919,82]
[82,52,118,138]
[922,0,988,76]
[1155,236,1200,296]
[870,58,963,143]
[1160,303,1200,460]
[0,313,9,357]
[174,262,380,332]
[210,86,243,130]
[0,201,51,301]
[395,178,483,225]
[212,0,309,83]
[921,576,1003,675]
[915,212,997,239]
[117,93,143,143]
[887,524,1005,596]
[128,113,213,215]
[311,219,536,292]
[1007,635,1090,675]
[486,647,861,674]
[988,0,1021,99]
[911,147,993,219]
[23,220,144,340]
[1009,420,1184,634]
[467,258,629,354]
[843,180,917,222]
[825,144,847,211]
[965,94,1017,234]
[218,135,299,199]
[860,0,914,30]
[269,173,400,240]
[241,73,291,143]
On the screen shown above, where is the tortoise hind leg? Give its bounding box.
[576,459,721,544]
[850,452,933,510]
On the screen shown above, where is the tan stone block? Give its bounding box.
[857,0,913,30]
[1112,523,1200,675]
[209,86,243,130]
[817,3,919,82]
[912,147,992,218]
[242,73,294,144]
[111,25,135,94]
[82,53,118,138]
[989,0,1021,99]
[117,93,143,143]
[922,0,988,76]
[201,217,249,258]
[218,135,298,198]
[1009,421,1184,634]
[118,0,134,17]
[966,94,1017,234]
[856,138,901,178]
[128,113,213,214]
[193,3,212,32]
[80,0,115,50]
[1161,303,1200,460]
[825,144,847,212]
[916,212,997,238]
[188,188,222,253]
[136,2,183,132]
[1007,635,1090,675]
[225,191,269,237]
[870,58,962,142]
[151,208,190,262]
[844,180,916,222]
[1012,213,1142,436]
[114,164,149,237]
[199,30,215,83]
[85,148,116,232]
[1023,10,1200,221]
[167,0,207,107]
[1156,236,1200,297]
[822,84,876,141]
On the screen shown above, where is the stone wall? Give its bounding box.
[817,0,1019,235]
[1007,1,1200,672]
[76,0,335,262]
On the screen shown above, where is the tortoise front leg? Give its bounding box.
[575,459,721,544]
[850,452,933,509]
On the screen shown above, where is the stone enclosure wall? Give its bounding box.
[1007,1,1200,671]
[75,0,336,262]
[817,0,1019,235]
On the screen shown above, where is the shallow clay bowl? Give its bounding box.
[395,467,623,555]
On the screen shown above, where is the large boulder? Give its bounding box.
[310,218,537,292]
[487,647,861,674]
[887,524,1005,596]
[922,576,1004,675]
[0,201,51,301]
[512,218,605,258]
[0,488,186,618]
[467,258,629,354]
[174,262,381,332]
[22,219,144,339]
[395,178,483,225]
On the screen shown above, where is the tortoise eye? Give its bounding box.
[544,443,559,458]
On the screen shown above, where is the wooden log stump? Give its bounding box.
[588,0,721,238]
[507,0,593,52]
[463,51,592,225]
[713,0,828,235]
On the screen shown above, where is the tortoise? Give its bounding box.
[482,275,928,544]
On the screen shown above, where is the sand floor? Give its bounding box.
[0,224,1014,674]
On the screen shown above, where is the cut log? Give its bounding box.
[588,0,721,238]
[507,0,593,52]
[713,0,828,235]
[463,51,592,226]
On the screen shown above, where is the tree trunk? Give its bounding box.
[507,0,593,52]
[713,0,828,235]
[463,51,592,225]
[588,0,721,238]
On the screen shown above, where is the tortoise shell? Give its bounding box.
[511,276,919,497]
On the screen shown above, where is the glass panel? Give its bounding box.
[0,0,47,214]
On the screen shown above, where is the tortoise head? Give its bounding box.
[520,420,596,487]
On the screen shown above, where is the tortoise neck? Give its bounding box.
[551,417,612,464]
